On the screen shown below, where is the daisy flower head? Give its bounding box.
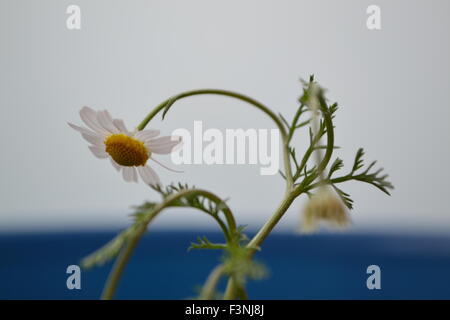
[68,106,182,186]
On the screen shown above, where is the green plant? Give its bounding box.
[75,76,393,299]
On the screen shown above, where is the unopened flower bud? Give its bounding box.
[300,187,350,233]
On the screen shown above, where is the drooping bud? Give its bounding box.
[300,187,350,233]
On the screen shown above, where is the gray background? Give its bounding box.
[0,0,449,232]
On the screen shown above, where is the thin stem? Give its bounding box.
[101,188,237,300]
[286,104,305,143]
[199,265,225,300]
[101,224,147,300]
[294,134,320,181]
[137,89,285,134]
[221,192,298,300]
[136,90,304,299]
[222,86,336,299]
[223,277,238,300]
[292,89,335,196]
[246,193,297,254]
[316,94,334,174]
[133,89,330,299]
[223,276,248,300]
[136,89,294,189]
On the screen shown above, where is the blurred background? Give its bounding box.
[0,0,449,299]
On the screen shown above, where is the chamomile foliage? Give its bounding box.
[78,76,393,299]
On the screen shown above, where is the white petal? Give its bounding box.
[122,167,138,183]
[138,165,161,186]
[146,136,179,146]
[80,107,109,135]
[97,110,119,134]
[81,133,104,147]
[131,167,138,182]
[146,136,182,154]
[68,122,97,136]
[104,110,114,123]
[88,145,108,159]
[135,129,160,141]
[113,119,128,134]
[110,158,122,172]
[150,157,183,173]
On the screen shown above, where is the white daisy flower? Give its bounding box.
[68,106,182,186]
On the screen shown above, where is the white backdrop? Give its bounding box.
[0,0,449,232]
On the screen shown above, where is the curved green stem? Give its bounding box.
[246,192,297,255]
[292,91,335,196]
[222,191,297,300]
[286,104,305,143]
[137,89,285,135]
[223,277,236,300]
[223,277,248,300]
[222,88,336,299]
[136,89,294,189]
[199,265,225,300]
[101,188,237,300]
[222,187,301,300]
[126,87,333,300]
[316,94,334,174]
[101,223,147,300]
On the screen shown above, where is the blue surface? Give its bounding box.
[0,231,449,299]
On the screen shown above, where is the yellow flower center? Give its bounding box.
[104,134,149,167]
